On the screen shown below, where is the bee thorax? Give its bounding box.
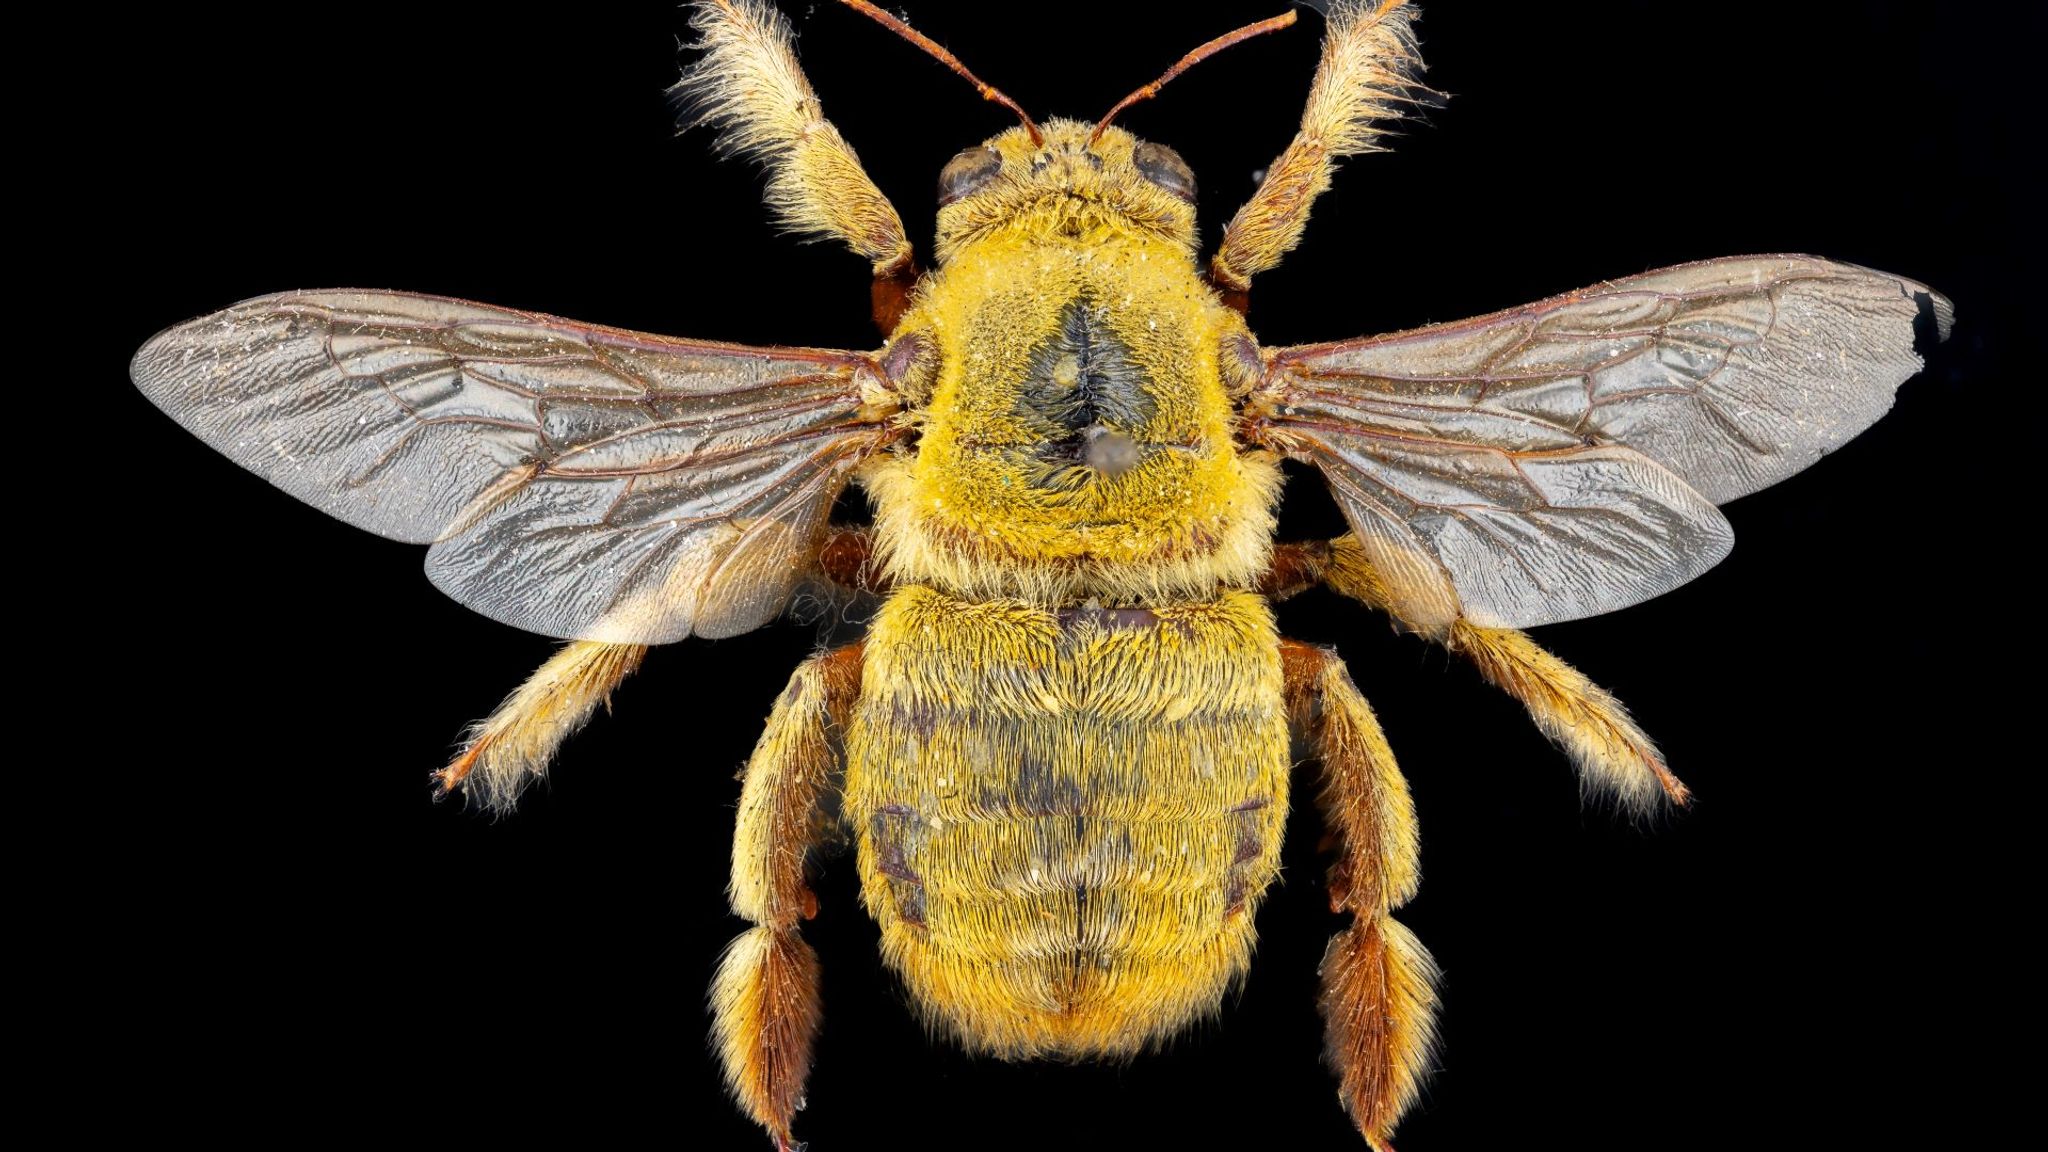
[1017,299,1156,437]
[862,208,1281,605]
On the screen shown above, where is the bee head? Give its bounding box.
[832,1,1295,267]
[931,121,1199,263]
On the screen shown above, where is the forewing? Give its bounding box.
[1257,255,1950,629]
[133,290,898,643]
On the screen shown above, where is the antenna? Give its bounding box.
[838,1,1043,146]
[1092,11,1298,144]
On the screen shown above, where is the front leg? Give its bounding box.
[1209,1,1423,304]
[713,642,863,1150]
[1267,536,1689,811]
[1282,640,1439,1151]
[678,1,917,332]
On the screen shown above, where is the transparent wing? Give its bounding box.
[1255,255,1951,630]
[133,290,900,643]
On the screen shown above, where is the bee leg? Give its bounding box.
[713,642,864,1149]
[1447,622,1691,812]
[1209,1,1427,304]
[676,0,916,332]
[1281,640,1438,1152]
[817,526,892,598]
[433,641,646,813]
[1257,539,1336,600]
[1298,533,1691,812]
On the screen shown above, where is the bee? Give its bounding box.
[129,1,1953,1148]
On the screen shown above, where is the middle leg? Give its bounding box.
[1266,536,1689,811]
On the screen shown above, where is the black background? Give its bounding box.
[106,3,2016,1149]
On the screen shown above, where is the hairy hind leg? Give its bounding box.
[713,642,863,1150]
[1282,640,1438,1151]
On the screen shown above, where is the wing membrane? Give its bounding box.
[133,290,898,642]
[1257,255,1949,629]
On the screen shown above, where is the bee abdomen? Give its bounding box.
[867,807,1283,946]
[844,586,1291,1057]
[860,804,1285,1056]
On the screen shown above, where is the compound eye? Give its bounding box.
[1132,141,1196,203]
[938,146,1002,205]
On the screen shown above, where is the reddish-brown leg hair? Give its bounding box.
[711,642,864,1149]
[1282,639,1439,1151]
[817,526,891,597]
[1258,539,1336,600]
[871,254,920,336]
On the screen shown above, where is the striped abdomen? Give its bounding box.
[843,586,1290,1056]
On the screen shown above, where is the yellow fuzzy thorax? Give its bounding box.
[865,123,1278,607]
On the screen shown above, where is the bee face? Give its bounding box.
[933,120,1199,264]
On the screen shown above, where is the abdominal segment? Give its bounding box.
[844,587,1290,1056]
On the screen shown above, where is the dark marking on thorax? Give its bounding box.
[1017,299,1157,444]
